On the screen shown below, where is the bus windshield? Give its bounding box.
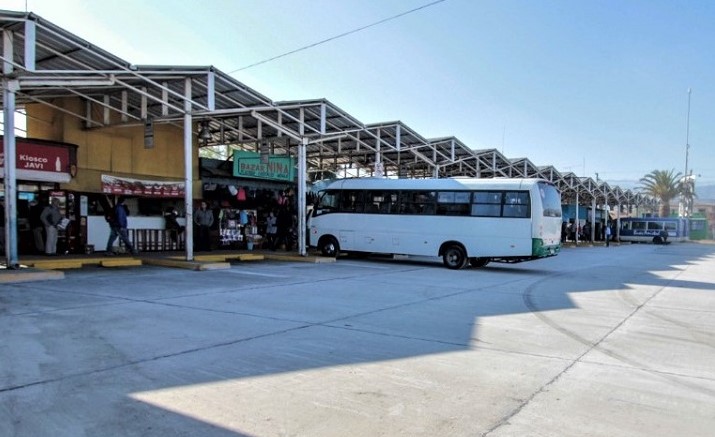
[539,182,562,218]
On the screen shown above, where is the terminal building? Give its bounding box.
[1,9,657,266]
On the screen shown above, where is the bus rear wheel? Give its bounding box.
[443,245,467,270]
[469,257,490,268]
[319,236,340,257]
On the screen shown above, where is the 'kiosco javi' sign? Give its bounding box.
[0,137,77,183]
[233,150,295,182]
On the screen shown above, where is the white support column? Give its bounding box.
[298,137,308,256]
[183,78,194,261]
[575,193,580,246]
[24,19,36,71]
[319,103,326,135]
[206,71,215,111]
[103,95,110,125]
[396,125,402,178]
[591,199,596,243]
[3,78,20,267]
[451,139,455,161]
[121,91,128,122]
[375,128,381,176]
[85,99,92,129]
[433,147,438,178]
[277,112,282,137]
[604,202,609,243]
[162,82,169,116]
[238,116,244,142]
[3,29,13,74]
[616,202,621,242]
[140,87,147,119]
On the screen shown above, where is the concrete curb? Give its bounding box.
[0,267,65,284]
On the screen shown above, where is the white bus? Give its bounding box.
[308,177,562,269]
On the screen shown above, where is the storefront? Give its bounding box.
[199,151,307,250]
[0,137,78,254]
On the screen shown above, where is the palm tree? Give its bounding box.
[680,174,696,217]
[639,169,682,217]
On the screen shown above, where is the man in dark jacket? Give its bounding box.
[274,206,293,251]
[29,199,45,254]
[105,197,138,255]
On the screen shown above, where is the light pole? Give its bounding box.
[684,88,691,181]
[683,88,692,217]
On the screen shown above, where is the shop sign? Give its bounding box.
[101,174,185,198]
[0,137,73,183]
[233,150,295,182]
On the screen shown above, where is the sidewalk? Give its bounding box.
[0,249,334,284]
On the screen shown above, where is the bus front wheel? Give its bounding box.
[443,245,467,270]
[469,257,490,268]
[319,236,340,257]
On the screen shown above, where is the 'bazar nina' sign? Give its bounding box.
[233,150,295,182]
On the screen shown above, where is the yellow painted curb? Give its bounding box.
[192,253,265,262]
[0,269,65,283]
[141,257,230,271]
[28,260,84,270]
[101,259,143,268]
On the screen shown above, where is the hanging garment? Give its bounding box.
[237,187,247,201]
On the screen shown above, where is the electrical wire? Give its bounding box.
[228,0,448,73]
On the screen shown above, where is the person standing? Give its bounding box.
[605,222,612,247]
[40,198,62,255]
[29,199,45,254]
[194,201,214,251]
[274,205,293,251]
[164,206,184,244]
[265,210,277,250]
[105,197,138,255]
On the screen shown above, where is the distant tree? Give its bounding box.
[680,174,697,216]
[639,169,682,217]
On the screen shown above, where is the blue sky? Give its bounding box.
[7,0,715,187]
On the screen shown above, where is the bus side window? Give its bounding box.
[472,191,502,217]
[648,222,663,231]
[503,192,530,218]
[339,190,363,213]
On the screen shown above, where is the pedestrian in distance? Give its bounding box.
[164,206,184,244]
[265,209,277,250]
[29,199,45,254]
[274,205,293,251]
[605,223,612,247]
[105,197,138,255]
[194,201,214,251]
[40,198,62,256]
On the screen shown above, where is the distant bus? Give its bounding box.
[308,177,562,269]
[619,217,689,244]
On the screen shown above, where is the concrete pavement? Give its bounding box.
[1,242,714,436]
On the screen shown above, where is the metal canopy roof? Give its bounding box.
[1,9,655,208]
